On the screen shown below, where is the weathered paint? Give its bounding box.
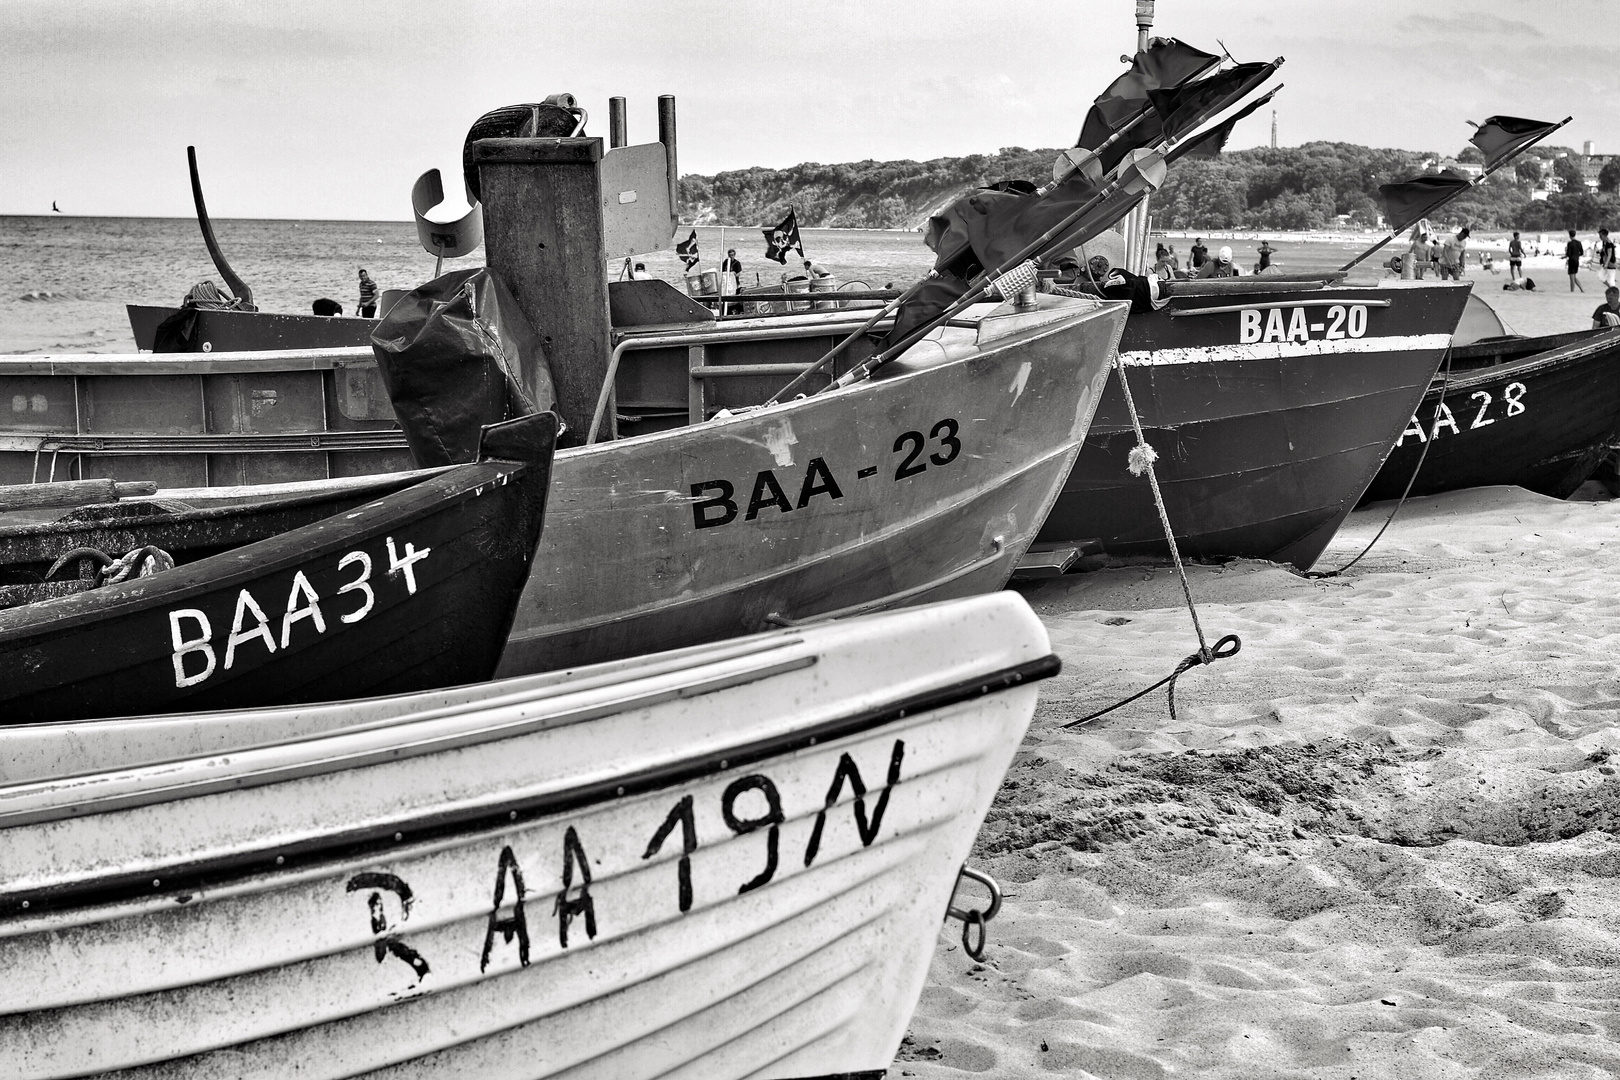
[1040,281,1474,570]
[498,296,1126,674]
[1363,326,1620,502]
[0,417,555,723]
[0,592,1049,1080]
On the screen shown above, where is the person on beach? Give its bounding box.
[1190,238,1208,270]
[1566,230,1585,292]
[1152,243,1176,278]
[1406,225,1433,279]
[1196,245,1239,278]
[1255,240,1276,275]
[1600,228,1617,289]
[357,269,378,318]
[1439,227,1470,281]
[1508,231,1525,284]
[1594,286,1620,329]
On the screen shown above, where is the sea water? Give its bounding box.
[0,216,1389,354]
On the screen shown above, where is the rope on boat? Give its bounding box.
[1305,347,1456,579]
[1064,352,1241,728]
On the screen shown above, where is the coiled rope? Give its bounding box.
[1305,348,1455,579]
[1065,352,1241,728]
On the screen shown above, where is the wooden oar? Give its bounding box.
[0,480,158,514]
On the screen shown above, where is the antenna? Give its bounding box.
[1271,110,1278,149]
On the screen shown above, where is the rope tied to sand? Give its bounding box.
[1063,634,1241,728]
[1064,352,1241,728]
[1305,347,1455,579]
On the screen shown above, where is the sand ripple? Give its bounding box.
[903,487,1620,1079]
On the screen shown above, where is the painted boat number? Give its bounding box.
[345,739,905,982]
[166,535,431,688]
[1396,382,1527,445]
[688,419,962,530]
[1239,305,1368,343]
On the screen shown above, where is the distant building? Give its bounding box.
[1581,147,1616,190]
[1433,158,1484,178]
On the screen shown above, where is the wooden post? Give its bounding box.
[470,138,612,442]
[609,97,627,148]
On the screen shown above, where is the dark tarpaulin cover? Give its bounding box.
[1378,175,1474,234]
[1469,115,1562,170]
[152,281,247,353]
[371,267,557,468]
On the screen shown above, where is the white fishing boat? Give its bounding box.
[0,591,1050,1079]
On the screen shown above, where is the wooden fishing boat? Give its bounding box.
[0,413,557,723]
[0,591,1049,1078]
[1034,278,1474,570]
[499,293,1124,673]
[127,303,376,352]
[5,295,1127,677]
[0,347,413,488]
[1362,321,1620,502]
[0,469,439,608]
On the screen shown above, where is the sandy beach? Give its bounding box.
[900,485,1620,1078]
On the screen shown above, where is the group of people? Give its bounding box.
[1149,237,1275,280]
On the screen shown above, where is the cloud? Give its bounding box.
[1397,13,1545,37]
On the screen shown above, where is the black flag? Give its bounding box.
[1468,115,1563,170]
[763,210,803,264]
[675,230,700,270]
[1378,175,1474,234]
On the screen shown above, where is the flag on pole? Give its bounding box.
[1148,61,1280,143]
[1166,87,1279,163]
[675,230,700,270]
[1377,174,1474,234]
[1467,115,1563,170]
[1076,38,1221,170]
[763,209,803,264]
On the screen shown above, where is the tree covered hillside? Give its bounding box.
[678,143,1620,233]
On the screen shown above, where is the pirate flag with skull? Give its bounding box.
[762,209,804,265]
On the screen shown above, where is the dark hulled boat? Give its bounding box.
[1035,278,1473,570]
[1362,317,1620,503]
[0,414,557,723]
[128,303,376,353]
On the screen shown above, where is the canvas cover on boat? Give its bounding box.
[371,267,558,467]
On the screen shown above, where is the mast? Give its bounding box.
[1128,0,1156,273]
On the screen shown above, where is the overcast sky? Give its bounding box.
[2,0,1615,220]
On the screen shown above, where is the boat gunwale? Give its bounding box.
[0,459,519,638]
[0,654,1058,918]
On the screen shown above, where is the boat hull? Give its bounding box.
[0,593,1050,1079]
[0,425,555,723]
[1037,281,1472,569]
[128,303,377,352]
[1362,327,1620,502]
[498,298,1126,674]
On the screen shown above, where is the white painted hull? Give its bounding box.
[0,592,1050,1079]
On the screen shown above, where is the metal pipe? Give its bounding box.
[609,97,627,148]
[657,95,678,235]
